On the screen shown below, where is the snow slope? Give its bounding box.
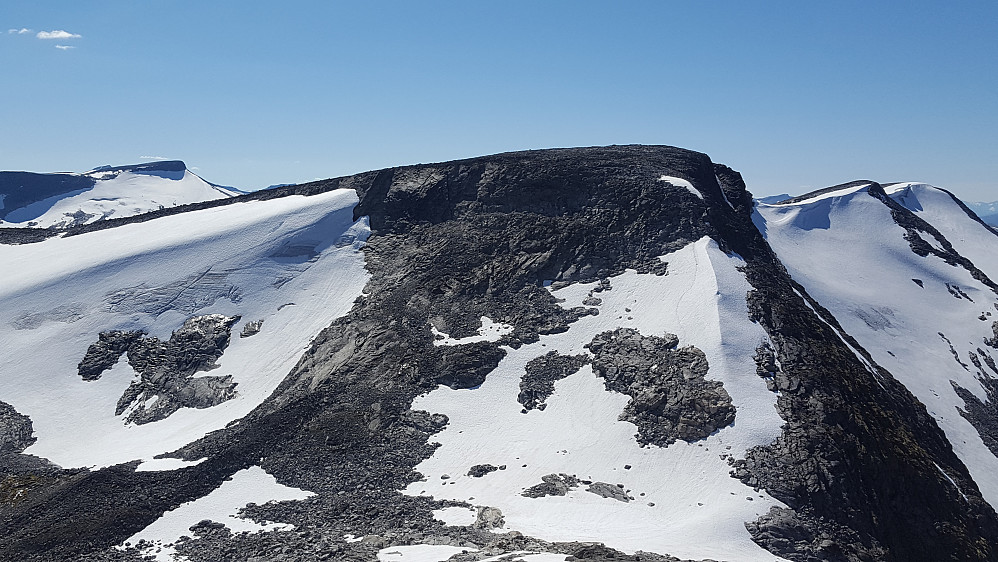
[755,184,998,509]
[887,183,998,282]
[0,189,369,469]
[125,466,314,561]
[405,237,787,562]
[0,162,240,229]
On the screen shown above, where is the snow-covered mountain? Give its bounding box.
[0,147,997,562]
[964,200,998,227]
[0,161,241,229]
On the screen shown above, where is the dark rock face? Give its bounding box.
[2,146,998,562]
[77,331,144,381]
[467,464,499,478]
[518,351,590,411]
[0,402,35,454]
[522,473,580,498]
[76,315,241,425]
[952,376,998,459]
[586,481,633,503]
[117,314,240,424]
[587,328,735,447]
[986,321,998,349]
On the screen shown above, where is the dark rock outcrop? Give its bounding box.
[952,376,998,459]
[522,473,580,498]
[76,315,241,425]
[518,351,590,411]
[587,328,735,447]
[77,331,144,381]
[0,402,35,454]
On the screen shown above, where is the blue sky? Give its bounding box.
[2,1,996,200]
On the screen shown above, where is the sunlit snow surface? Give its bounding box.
[432,316,514,346]
[125,466,314,561]
[658,175,702,200]
[0,169,239,228]
[407,237,787,562]
[756,184,998,509]
[377,544,478,562]
[0,189,369,469]
[887,182,998,283]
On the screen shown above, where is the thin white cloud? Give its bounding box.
[139,155,178,161]
[37,30,81,40]
[55,45,75,50]
[8,28,32,35]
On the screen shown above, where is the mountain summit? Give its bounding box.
[0,146,996,562]
[0,161,241,230]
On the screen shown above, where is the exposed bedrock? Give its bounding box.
[77,330,143,381]
[76,314,241,425]
[0,402,35,455]
[587,328,735,447]
[952,375,998,459]
[518,351,590,411]
[522,473,580,498]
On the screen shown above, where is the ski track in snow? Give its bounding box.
[408,237,787,562]
[0,189,370,469]
[1,169,238,228]
[124,466,314,562]
[756,185,998,510]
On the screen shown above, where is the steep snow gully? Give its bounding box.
[1,146,997,562]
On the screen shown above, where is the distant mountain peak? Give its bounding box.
[0,160,239,229]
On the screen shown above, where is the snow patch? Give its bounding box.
[377,544,476,562]
[658,175,702,200]
[124,466,314,561]
[135,457,207,472]
[479,554,569,562]
[432,316,513,346]
[433,505,477,526]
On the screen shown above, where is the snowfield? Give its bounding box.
[0,166,239,229]
[0,189,370,469]
[755,184,998,509]
[405,237,788,562]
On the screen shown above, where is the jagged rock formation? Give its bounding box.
[953,376,998,458]
[77,331,144,381]
[518,351,590,411]
[0,402,35,454]
[522,473,580,498]
[588,328,735,446]
[77,314,241,424]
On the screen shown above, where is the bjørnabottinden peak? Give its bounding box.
[1,145,997,562]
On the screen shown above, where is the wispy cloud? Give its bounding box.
[8,28,32,35]
[139,155,178,161]
[37,30,81,40]
[55,44,75,50]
